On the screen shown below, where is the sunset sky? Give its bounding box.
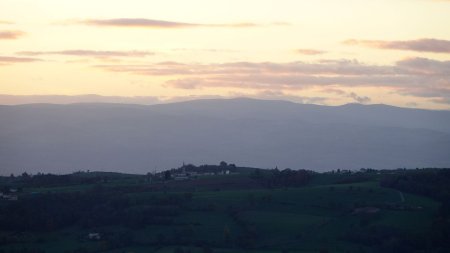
[1,0,450,109]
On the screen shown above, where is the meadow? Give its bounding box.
[0,166,448,253]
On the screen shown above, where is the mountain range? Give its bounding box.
[1,98,449,174]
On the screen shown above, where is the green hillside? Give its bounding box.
[0,165,449,253]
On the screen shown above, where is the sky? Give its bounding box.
[1,0,450,109]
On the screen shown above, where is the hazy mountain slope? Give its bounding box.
[150,98,450,133]
[1,99,449,174]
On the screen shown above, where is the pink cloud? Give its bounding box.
[296,49,326,55]
[321,88,347,95]
[0,56,41,63]
[344,38,450,54]
[80,18,263,29]
[83,18,198,28]
[95,57,450,105]
[17,50,154,58]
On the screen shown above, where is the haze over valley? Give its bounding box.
[1,98,449,175]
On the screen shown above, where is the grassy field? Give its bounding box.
[0,169,444,253]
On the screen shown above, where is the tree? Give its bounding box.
[174,247,184,253]
[251,169,264,179]
[224,225,231,243]
[1,186,9,194]
[203,247,214,253]
[164,171,171,180]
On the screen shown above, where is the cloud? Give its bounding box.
[165,75,414,90]
[0,94,161,105]
[172,48,239,53]
[82,18,200,28]
[0,56,41,64]
[17,50,154,58]
[321,88,347,95]
[0,94,256,105]
[396,57,450,75]
[230,90,328,104]
[97,60,399,77]
[348,92,371,104]
[406,102,419,108]
[0,93,327,106]
[162,94,228,103]
[296,49,326,55]
[431,98,450,105]
[0,30,25,40]
[321,88,371,104]
[95,57,450,105]
[79,18,265,29]
[344,38,450,54]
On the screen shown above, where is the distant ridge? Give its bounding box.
[1,98,449,174]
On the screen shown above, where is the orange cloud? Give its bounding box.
[344,38,450,53]
[0,30,25,40]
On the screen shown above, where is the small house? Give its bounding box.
[88,233,101,240]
